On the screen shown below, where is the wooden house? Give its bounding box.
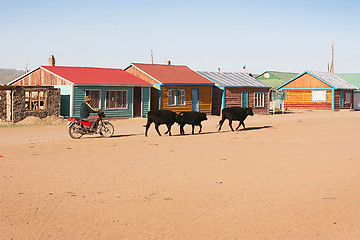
[277,71,358,110]
[256,71,298,111]
[335,73,360,110]
[198,71,271,115]
[0,85,60,122]
[9,66,152,118]
[125,63,214,113]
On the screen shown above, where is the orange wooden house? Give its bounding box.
[277,71,358,110]
[125,63,214,113]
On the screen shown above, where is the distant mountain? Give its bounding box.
[0,68,25,84]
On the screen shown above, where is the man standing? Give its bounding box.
[80,96,100,131]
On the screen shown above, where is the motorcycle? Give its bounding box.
[67,111,114,139]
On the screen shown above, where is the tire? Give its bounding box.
[69,123,84,139]
[100,122,114,138]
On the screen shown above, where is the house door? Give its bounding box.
[340,90,344,108]
[191,88,199,112]
[354,92,360,110]
[133,87,142,117]
[242,92,248,107]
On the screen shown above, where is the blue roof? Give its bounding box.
[198,71,271,88]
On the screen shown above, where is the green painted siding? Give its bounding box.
[73,86,133,118]
[142,87,150,117]
[54,85,71,117]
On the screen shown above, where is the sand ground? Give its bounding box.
[0,111,360,240]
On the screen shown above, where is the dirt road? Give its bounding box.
[1,111,360,240]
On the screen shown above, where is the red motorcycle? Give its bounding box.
[67,111,114,139]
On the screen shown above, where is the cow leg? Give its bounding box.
[180,124,185,135]
[236,121,242,131]
[242,121,246,129]
[145,122,152,137]
[228,119,234,131]
[154,123,162,136]
[218,118,225,131]
[191,125,195,135]
[165,123,173,136]
[198,123,202,133]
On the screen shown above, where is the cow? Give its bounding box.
[144,110,179,137]
[218,107,254,132]
[177,111,208,135]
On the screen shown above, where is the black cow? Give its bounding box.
[145,110,179,137]
[218,107,254,132]
[178,111,208,135]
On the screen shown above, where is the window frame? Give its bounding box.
[85,89,101,110]
[105,90,128,110]
[312,90,327,102]
[254,92,265,108]
[24,90,46,111]
[345,92,352,104]
[167,88,186,106]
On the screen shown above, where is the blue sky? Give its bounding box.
[1,0,359,73]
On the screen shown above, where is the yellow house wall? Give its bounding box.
[160,85,212,113]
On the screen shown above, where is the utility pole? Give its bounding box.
[330,41,334,74]
[151,49,154,64]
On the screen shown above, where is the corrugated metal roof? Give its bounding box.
[335,73,360,88]
[308,71,358,90]
[259,79,285,88]
[198,71,271,88]
[131,63,214,85]
[40,66,152,85]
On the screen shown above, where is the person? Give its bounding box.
[80,96,100,131]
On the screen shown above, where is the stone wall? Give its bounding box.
[0,86,60,122]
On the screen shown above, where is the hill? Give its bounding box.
[0,68,25,84]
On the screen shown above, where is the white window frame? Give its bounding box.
[168,89,177,106]
[105,90,128,110]
[254,92,265,108]
[177,89,186,106]
[312,90,327,102]
[345,92,351,104]
[168,88,186,106]
[85,89,101,109]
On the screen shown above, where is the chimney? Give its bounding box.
[165,60,171,65]
[218,68,221,73]
[48,55,56,66]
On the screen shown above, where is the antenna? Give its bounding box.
[330,41,334,74]
[151,49,154,64]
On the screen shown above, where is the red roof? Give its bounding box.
[132,63,214,84]
[41,66,152,85]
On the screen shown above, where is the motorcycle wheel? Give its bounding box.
[69,124,84,139]
[100,122,114,138]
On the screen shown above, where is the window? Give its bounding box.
[167,89,186,106]
[168,89,176,106]
[312,90,326,102]
[24,90,46,110]
[177,89,186,105]
[85,90,101,109]
[106,90,128,109]
[254,92,265,107]
[345,92,351,104]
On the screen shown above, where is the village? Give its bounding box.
[1,55,359,125]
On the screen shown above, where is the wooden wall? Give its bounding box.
[160,85,212,114]
[284,90,332,110]
[282,73,331,89]
[125,66,159,84]
[12,68,71,86]
[225,88,269,114]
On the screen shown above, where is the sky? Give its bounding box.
[1,0,360,74]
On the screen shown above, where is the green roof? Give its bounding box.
[335,73,360,88]
[256,71,298,88]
